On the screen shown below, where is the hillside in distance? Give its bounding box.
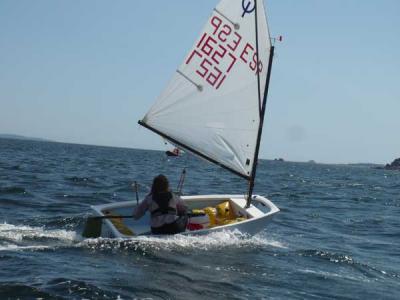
[0,134,52,142]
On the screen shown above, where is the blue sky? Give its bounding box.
[0,0,399,164]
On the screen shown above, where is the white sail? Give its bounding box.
[141,0,271,178]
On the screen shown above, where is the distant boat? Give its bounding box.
[86,0,280,238]
[165,147,181,157]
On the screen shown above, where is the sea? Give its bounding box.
[0,138,399,300]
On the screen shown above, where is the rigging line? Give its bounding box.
[254,0,262,117]
[176,70,203,91]
[213,8,240,30]
[177,168,186,195]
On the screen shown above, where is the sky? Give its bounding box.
[0,0,399,164]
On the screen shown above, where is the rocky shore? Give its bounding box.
[384,158,400,170]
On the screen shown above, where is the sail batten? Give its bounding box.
[140,0,271,179]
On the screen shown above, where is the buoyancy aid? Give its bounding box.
[150,192,177,217]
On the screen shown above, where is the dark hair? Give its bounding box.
[151,174,169,195]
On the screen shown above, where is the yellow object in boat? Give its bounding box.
[235,217,247,222]
[108,217,135,236]
[204,207,217,225]
[216,201,238,219]
[218,217,247,226]
[218,218,236,225]
[216,201,230,218]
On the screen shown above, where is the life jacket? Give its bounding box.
[150,192,177,218]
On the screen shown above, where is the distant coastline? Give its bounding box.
[0,135,390,168]
[0,134,53,142]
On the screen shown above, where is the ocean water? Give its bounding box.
[0,138,399,300]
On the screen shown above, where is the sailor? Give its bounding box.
[133,174,188,234]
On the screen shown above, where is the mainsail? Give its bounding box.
[140,0,272,180]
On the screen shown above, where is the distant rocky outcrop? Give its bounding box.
[0,134,51,142]
[274,158,285,162]
[384,158,400,170]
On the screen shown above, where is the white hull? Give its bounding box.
[91,195,279,238]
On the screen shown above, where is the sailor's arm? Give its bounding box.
[175,194,188,215]
[132,195,151,219]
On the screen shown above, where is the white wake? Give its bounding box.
[0,222,80,251]
[0,223,285,253]
[80,229,286,252]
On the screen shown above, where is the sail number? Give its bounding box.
[185,15,263,90]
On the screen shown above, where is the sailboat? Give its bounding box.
[165,147,181,157]
[86,0,280,238]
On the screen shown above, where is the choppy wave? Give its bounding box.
[0,284,57,300]
[296,249,399,281]
[0,223,80,251]
[0,186,27,195]
[0,222,284,254]
[2,139,400,299]
[0,279,132,300]
[65,176,100,187]
[79,230,286,252]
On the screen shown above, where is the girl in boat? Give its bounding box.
[133,174,188,234]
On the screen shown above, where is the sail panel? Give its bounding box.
[142,0,271,178]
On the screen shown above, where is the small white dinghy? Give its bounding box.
[90,195,279,237]
[84,0,280,238]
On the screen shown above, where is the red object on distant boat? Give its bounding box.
[166,147,180,157]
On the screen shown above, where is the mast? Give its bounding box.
[246,0,275,207]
